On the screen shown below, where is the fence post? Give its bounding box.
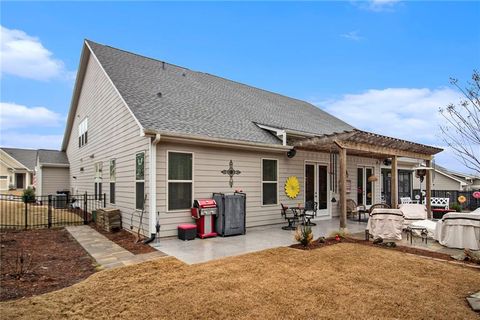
[24,198,28,230]
[103,193,106,208]
[48,195,52,228]
[84,192,88,225]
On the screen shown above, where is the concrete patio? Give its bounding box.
[150,217,366,264]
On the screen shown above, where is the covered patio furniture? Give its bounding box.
[366,208,404,241]
[347,199,366,221]
[302,201,317,226]
[398,204,427,227]
[434,212,480,250]
[280,204,299,230]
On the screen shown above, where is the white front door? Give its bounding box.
[305,163,329,217]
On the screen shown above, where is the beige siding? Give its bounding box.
[412,170,463,191]
[0,162,10,190]
[65,53,150,235]
[40,167,70,195]
[156,142,380,237]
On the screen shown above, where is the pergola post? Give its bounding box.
[391,155,398,208]
[425,159,432,218]
[338,146,347,230]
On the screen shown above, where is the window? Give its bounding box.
[262,159,278,205]
[0,176,7,179]
[135,152,145,210]
[110,159,116,204]
[94,162,102,201]
[78,118,88,147]
[168,152,193,211]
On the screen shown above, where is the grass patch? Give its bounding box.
[1,243,479,319]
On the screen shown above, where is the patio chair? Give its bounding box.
[281,203,298,230]
[368,203,391,216]
[346,199,366,220]
[302,201,318,226]
[400,197,413,204]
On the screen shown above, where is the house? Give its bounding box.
[0,148,36,191]
[380,160,479,205]
[61,40,442,238]
[35,149,70,196]
[0,147,70,194]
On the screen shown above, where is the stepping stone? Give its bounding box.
[467,291,480,312]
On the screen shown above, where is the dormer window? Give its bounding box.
[78,118,88,147]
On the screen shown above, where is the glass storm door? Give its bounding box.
[357,167,374,207]
[305,163,329,217]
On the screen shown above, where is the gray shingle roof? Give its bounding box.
[38,150,69,166]
[86,40,354,145]
[1,148,37,171]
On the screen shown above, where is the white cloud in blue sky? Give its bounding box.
[0,102,64,149]
[0,25,71,81]
[353,0,401,12]
[317,87,473,173]
[341,30,363,41]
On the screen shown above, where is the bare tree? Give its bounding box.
[439,70,480,174]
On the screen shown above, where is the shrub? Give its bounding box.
[450,202,462,212]
[22,187,36,203]
[294,224,313,246]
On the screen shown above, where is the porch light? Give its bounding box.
[331,197,337,203]
[413,164,434,183]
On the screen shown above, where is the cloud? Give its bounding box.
[315,87,476,173]
[0,25,69,81]
[341,31,363,41]
[353,0,401,12]
[0,132,63,150]
[0,102,63,130]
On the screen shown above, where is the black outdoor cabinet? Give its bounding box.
[213,192,246,236]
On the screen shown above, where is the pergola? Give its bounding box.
[294,129,443,230]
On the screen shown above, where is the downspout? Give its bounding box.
[144,133,161,244]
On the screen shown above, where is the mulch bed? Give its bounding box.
[291,236,477,264]
[89,223,156,255]
[0,228,96,301]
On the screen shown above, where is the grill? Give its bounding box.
[191,199,218,238]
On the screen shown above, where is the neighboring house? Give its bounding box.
[0,148,36,191]
[61,40,442,237]
[380,160,479,205]
[35,150,70,196]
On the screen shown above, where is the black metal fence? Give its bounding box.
[0,193,106,230]
[412,189,480,211]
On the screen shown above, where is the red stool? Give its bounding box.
[178,224,197,241]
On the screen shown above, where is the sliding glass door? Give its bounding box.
[357,167,374,206]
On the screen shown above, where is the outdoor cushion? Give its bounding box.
[178,224,197,230]
[410,219,437,239]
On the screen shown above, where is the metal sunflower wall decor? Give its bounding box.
[285,176,300,199]
[221,160,241,188]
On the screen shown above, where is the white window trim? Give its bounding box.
[261,158,279,206]
[78,117,88,148]
[303,160,331,217]
[109,158,116,205]
[94,161,103,201]
[135,151,146,211]
[166,150,194,213]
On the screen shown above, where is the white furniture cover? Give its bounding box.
[399,204,428,227]
[410,219,437,239]
[434,212,480,250]
[367,209,404,240]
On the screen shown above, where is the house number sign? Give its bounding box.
[221,160,241,188]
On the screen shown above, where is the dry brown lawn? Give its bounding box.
[1,243,479,319]
[0,200,83,227]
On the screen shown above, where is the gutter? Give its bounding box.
[144,133,161,243]
[143,129,292,152]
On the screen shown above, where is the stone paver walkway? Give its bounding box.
[66,225,166,269]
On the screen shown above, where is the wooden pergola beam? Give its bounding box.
[334,140,433,161]
[391,156,398,208]
[426,159,432,218]
[336,142,347,230]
